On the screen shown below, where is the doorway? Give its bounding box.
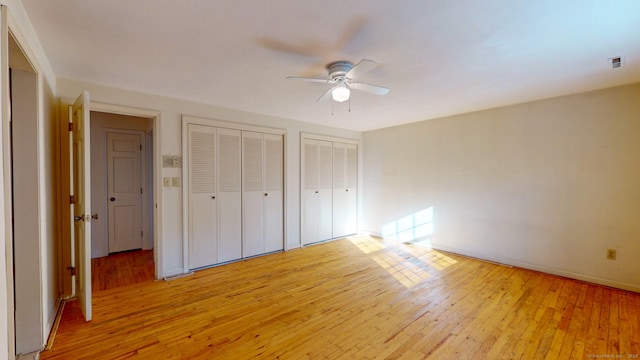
[9,31,42,355]
[89,111,155,291]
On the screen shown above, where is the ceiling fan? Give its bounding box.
[287,59,389,103]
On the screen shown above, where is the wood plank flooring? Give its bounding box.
[91,249,155,291]
[41,236,640,359]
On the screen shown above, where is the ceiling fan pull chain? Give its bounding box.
[349,97,351,112]
[331,99,334,116]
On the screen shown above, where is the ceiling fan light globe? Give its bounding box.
[332,87,350,102]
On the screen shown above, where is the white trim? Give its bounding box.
[181,121,189,274]
[1,7,15,357]
[183,115,286,135]
[88,101,163,278]
[5,2,56,93]
[282,131,288,252]
[301,132,359,145]
[431,243,640,293]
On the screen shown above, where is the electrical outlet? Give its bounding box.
[606,248,617,260]
[172,177,180,187]
[163,177,171,187]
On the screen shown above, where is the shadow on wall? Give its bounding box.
[381,207,434,246]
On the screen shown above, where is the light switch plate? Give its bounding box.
[163,177,171,187]
[172,177,180,187]
[163,155,182,168]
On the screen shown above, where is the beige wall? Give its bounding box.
[362,83,640,292]
[57,78,362,277]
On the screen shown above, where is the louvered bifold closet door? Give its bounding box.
[301,139,320,245]
[216,128,242,262]
[264,134,284,253]
[242,131,266,257]
[344,143,358,235]
[188,124,218,269]
[332,143,348,238]
[318,141,333,241]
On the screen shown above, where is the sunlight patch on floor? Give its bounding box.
[370,251,431,288]
[348,235,457,288]
[348,235,386,254]
[401,242,458,271]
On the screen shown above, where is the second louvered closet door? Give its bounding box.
[242,131,284,257]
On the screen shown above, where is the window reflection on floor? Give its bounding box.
[348,233,457,289]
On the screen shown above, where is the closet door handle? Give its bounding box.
[315,190,318,194]
[110,197,116,202]
[211,196,216,200]
[264,193,268,197]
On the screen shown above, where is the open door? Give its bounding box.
[71,91,92,321]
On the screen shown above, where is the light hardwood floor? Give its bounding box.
[91,249,155,291]
[41,236,640,359]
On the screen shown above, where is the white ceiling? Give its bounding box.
[20,0,640,131]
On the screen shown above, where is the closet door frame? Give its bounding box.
[300,133,360,246]
[182,116,286,274]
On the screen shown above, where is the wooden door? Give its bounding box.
[188,124,217,269]
[107,132,143,253]
[71,91,92,321]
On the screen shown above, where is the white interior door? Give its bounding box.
[216,128,242,262]
[264,134,283,253]
[344,143,358,235]
[107,132,143,253]
[301,139,319,245]
[71,91,92,321]
[333,143,348,238]
[188,124,217,269]
[318,140,333,241]
[332,142,358,238]
[242,131,265,257]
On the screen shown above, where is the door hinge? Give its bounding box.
[70,195,76,204]
[141,230,143,238]
[140,187,143,194]
[68,122,73,131]
[140,144,142,151]
[67,266,76,276]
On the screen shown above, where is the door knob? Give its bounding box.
[110,197,116,201]
[91,213,99,220]
[74,215,84,222]
[264,193,268,196]
[211,196,216,199]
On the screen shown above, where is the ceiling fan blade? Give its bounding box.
[345,59,379,79]
[316,87,334,102]
[286,76,330,84]
[350,82,390,96]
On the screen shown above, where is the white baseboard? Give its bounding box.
[431,243,640,293]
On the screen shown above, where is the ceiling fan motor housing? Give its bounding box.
[327,61,354,79]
